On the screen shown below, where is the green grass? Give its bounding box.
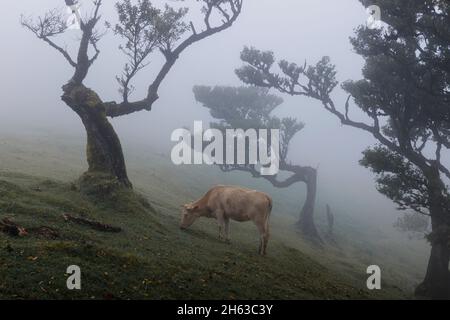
[0,170,407,299]
[0,130,424,299]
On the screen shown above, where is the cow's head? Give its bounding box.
[180,203,200,229]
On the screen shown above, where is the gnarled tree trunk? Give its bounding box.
[417,240,450,299]
[295,167,321,242]
[62,83,132,189]
[221,163,321,242]
[416,171,450,299]
[22,0,244,196]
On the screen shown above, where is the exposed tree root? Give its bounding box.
[28,226,60,239]
[0,218,28,237]
[62,213,122,233]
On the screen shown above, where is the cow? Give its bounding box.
[180,185,272,255]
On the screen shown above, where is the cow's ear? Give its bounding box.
[185,204,199,211]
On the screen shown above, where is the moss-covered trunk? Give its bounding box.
[61,83,132,189]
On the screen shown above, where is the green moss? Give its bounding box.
[77,171,150,212]
[67,85,103,109]
[85,90,102,109]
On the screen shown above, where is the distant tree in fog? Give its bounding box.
[394,212,429,240]
[235,0,449,299]
[193,86,321,242]
[21,0,243,193]
[326,204,334,237]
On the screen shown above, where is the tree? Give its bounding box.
[193,86,321,241]
[21,0,243,192]
[235,0,449,299]
[326,204,334,237]
[394,211,429,240]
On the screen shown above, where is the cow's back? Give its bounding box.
[206,186,271,221]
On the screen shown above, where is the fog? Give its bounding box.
[0,0,409,228]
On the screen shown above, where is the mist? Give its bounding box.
[0,0,406,229]
[2,0,449,302]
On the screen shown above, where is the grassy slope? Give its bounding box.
[0,171,404,300]
[0,130,421,299]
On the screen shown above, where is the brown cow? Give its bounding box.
[180,185,272,255]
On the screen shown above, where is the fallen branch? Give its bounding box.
[62,213,122,233]
[0,218,28,237]
[28,226,60,239]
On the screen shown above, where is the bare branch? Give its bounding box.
[22,1,105,83]
[106,0,243,118]
[190,21,197,35]
[21,10,77,68]
[70,0,105,84]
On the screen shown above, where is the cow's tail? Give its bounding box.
[265,196,272,233]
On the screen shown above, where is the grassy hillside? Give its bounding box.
[0,170,406,299]
[0,129,426,299]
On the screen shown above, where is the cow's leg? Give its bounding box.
[254,219,265,255]
[258,235,263,255]
[216,211,226,240]
[224,218,231,243]
[254,217,270,256]
[262,225,270,256]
